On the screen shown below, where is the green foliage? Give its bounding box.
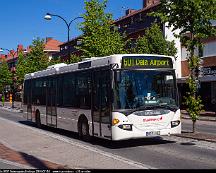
[67,54,82,64]
[16,52,28,87]
[15,38,49,89]
[130,23,177,57]
[0,59,12,93]
[78,0,126,58]
[48,57,62,66]
[153,0,216,41]
[26,38,49,73]
[153,0,216,130]
[184,94,203,121]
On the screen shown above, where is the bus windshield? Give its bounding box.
[113,70,179,111]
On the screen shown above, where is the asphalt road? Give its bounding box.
[0,109,216,169]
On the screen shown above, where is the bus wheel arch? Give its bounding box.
[78,114,91,141]
[35,109,41,128]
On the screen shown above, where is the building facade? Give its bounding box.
[52,36,82,61]
[179,32,216,111]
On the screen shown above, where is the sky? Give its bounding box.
[0,0,142,52]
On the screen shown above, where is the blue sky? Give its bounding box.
[0,0,142,51]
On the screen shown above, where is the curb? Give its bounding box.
[175,133,216,143]
[181,116,216,122]
[0,106,22,113]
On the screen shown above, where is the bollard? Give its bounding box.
[9,94,12,104]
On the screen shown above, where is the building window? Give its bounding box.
[203,41,216,57]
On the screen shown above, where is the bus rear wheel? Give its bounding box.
[78,118,91,142]
[35,111,41,128]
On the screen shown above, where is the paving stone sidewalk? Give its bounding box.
[0,117,149,169]
[0,143,69,169]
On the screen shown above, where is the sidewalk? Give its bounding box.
[181,110,216,121]
[0,101,22,113]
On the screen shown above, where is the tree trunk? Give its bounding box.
[192,120,196,133]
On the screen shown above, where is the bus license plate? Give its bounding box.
[146,131,160,136]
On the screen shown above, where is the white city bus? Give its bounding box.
[22,54,181,141]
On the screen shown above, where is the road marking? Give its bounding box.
[0,117,155,169]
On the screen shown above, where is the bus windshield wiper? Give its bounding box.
[135,105,157,112]
[156,104,178,112]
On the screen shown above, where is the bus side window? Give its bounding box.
[77,72,91,109]
[100,70,111,124]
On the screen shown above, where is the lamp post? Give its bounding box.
[44,13,82,64]
[0,48,16,108]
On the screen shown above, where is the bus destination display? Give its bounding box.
[122,56,173,69]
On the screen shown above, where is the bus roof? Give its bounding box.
[24,54,175,80]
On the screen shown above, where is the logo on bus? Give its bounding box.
[143,116,163,122]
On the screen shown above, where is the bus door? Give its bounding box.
[92,69,111,139]
[46,78,57,127]
[26,79,32,121]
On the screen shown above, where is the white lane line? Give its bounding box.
[0,117,155,169]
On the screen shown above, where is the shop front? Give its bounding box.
[178,65,216,112]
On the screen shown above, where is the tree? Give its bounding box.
[15,38,49,91]
[154,0,216,132]
[16,51,28,88]
[130,23,177,57]
[78,0,126,58]
[0,59,12,94]
[67,54,82,64]
[26,38,49,73]
[48,57,62,66]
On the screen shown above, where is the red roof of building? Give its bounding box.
[44,38,63,51]
[0,54,6,61]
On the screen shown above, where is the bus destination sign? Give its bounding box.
[122,56,173,69]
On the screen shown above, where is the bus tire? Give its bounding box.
[35,110,41,128]
[78,117,91,142]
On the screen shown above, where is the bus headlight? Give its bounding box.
[171,120,180,128]
[118,124,132,131]
[112,118,120,125]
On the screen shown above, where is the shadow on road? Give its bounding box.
[18,120,176,149]
[89,137,176,149]
[19,152,50,169]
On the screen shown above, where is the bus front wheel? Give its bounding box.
[78,117,90,142]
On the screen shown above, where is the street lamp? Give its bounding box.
[0,48,16,108]
[44,13,83,64]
